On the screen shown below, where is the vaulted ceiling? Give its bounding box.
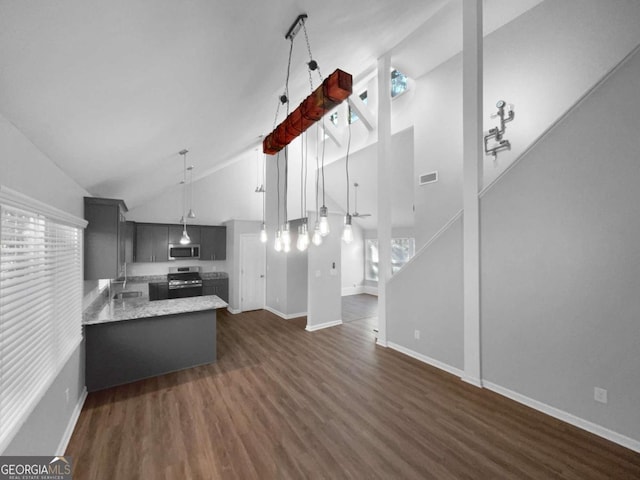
[0,0,448,209]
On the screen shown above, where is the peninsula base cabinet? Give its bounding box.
[203,278,228,303]
[85,310,217,392]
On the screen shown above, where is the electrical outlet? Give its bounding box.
[414,329,420,340]
[594,387,608,404]
[315,270,321,278]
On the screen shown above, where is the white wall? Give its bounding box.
[0,112,89,454]
[0,114,88,217]
[341,221,364,296]
[387,215,463,371]
[306,213,343,330]
[410,0,640,247]
[127,153,262,225]
[480,46,640,444]
[286,218,309,317]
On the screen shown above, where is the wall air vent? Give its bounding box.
[419,171,438,185]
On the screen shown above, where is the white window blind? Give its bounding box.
[0,193,84,453]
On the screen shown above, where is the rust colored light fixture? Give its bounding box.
[263,69,352,155]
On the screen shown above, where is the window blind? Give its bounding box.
[0,199,84,453]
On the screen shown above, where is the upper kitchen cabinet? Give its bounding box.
[168,224,201,245]
[84,197,128,280]
[135,223,169,262]
[200,226,227,261]
[124,221,136,264]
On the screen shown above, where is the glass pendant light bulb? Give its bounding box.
[312,223,323,246]
[180,228,191,245]
[260,223,268,243]
[274,230,282,252]
[319,206,330,236]
[297,224,309,251]
[187,208,196,219]
[342,214,353,244]
[281,223,291,250]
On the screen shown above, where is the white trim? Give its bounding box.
[264,306,307,320]
[305,319,343,332]
[376,338,388,347]
[461,375,483,388]
[56,387,87,455]
[387,342,464,378]
[483,381,640,454]
[226,307,241,314]
[0,185,87,228]
[363,286,379,296]
[342,286,365,296]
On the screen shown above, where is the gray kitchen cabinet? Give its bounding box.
[124,221,136,264]
[135,223,169,262]
[168,224,201,245]
[148,282,169,301]
[200,226,227,261]
[84,197,128,280]
[203,278,228,302]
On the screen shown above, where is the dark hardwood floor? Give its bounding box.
[67,309,640,479]
[341,293,378,323]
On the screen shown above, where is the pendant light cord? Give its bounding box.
[284,145,288,224]
[182,151,187,227]
[262,154,266,223]
[345,108,352,215]
[276,151,281,228]
[315,123,320,220]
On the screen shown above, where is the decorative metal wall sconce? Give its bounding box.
[484,100,515,158]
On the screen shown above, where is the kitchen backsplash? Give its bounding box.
[127,259,227,277]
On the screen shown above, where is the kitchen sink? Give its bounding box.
[113,291,143,300]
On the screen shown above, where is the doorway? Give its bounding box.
[239,233,266,312]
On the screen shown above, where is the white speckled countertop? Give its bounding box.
[83,282,228,326]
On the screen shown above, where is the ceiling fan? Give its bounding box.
[351,182,372,218]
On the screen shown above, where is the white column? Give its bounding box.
[462,0,483,386]
[376,53,392,347]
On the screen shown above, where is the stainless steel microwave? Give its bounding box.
[168,244,200,260]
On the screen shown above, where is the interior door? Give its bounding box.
[240,234,266,312]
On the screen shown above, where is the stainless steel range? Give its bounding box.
[167,266,203,299]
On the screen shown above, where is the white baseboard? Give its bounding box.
[226,307,241,314]
[342,286,365,296]
[363,286,378,296]
[483,381,640,454]
[387,342,464,378]
[264,305,307,320]
[56,387,87,455]
[305,319,343,332]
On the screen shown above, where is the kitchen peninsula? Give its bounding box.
[83,281,227,392]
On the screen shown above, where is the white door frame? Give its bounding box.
[239,233,266,312]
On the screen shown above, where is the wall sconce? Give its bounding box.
[484,100,515,158]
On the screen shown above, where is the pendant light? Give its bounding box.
[179,149,191,245]
[319,108,330,237]
[274,152,282,251]
[297,120,310,251]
